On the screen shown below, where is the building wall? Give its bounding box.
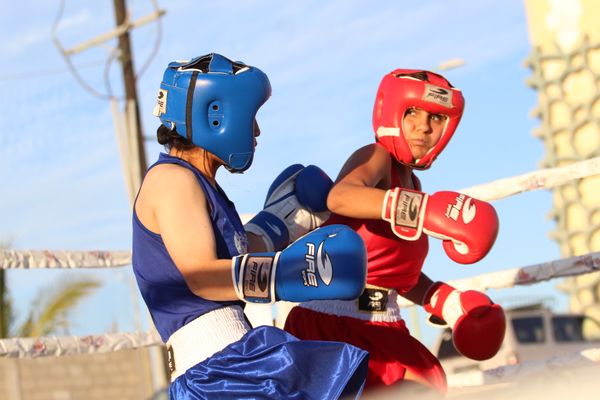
[0,346,166,400]
[524,0,600,338]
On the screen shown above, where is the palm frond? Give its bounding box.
[17,313,34,338]
[0,239,14,338]
[17,278,101,337]
[0,270,12,339]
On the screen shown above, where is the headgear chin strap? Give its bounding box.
[372,69,464,170]
[154,53,271,172]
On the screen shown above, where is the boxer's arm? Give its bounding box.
[247,232,269,252]
[233,225,367,304]
[141,165,368,304]
[327,144,390,219]
[148,165,239,301]
[245,164,333,252]
[382,189,499,263]
[399,272,434,305]
[423,281,506,360]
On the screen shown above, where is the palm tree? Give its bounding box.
[0,268,12,338]
[0,241,101,338]
[0,239,14,338]
[15,278,101,337]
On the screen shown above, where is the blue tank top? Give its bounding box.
[132,153,247,342]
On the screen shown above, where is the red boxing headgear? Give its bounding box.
[372,69,465,169]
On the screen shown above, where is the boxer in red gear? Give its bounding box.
[284,69,504,395]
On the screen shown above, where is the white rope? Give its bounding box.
[3,251,596,358]
[2,156,598,359]
[447,347,600,387]
[0,250,131,269]
[459,156,600,201]
[0,331,162,358]
[3,157,598,270]
[398,251,600,307]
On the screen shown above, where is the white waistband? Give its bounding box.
[166,306,250,381]
[299,289,402,322]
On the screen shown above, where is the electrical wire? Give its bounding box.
[51,0,113,100]
[51,0,163,100]
[135,0,163,81]
[0,60,106,82]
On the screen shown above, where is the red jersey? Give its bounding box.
[285,170,446,394]
[326,172,429,292]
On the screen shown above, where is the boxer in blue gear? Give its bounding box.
[133,53,368,399]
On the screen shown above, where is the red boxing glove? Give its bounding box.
[382,189,499,264]
[381,188,427,240]
[423,282,506,361]
[424,191,499,264]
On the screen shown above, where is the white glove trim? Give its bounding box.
[438,289,463,328]
[231,254,247,301]
[422,227,469,255]
[382,188,428,241]
[231,253,279,304]
[269,251,281,305]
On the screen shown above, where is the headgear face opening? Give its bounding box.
[372,69,464,169]
[154,53,272,172]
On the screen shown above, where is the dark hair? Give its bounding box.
[394,70,455,88]
[156,125,195,151]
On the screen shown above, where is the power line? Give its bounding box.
[0,60,107,82]
[51,0,164,100]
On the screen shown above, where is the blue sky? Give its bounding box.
[0,1,565,346]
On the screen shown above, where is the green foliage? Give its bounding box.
[0,270,12,338]
[0,240,102,338]
[0,239,13,338]
[16,278,101,337]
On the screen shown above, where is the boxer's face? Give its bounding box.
[402,107,447,159]
[253,119,260,148]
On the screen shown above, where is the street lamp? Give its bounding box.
[436,58,466,71]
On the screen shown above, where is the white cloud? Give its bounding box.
[55,9,92,33]
[1,25,52,58]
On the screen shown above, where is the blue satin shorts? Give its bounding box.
[169,325,368,399]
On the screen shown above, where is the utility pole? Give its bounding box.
[111,1,168,393]
[56,1,168,393]
[113,0,147,197]
[59,2,164,202]
[0,269,7,338]
[0,239,13,339]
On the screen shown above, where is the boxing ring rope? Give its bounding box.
[396,251,600,308]
[0,331,161,359]
[1,250,598,358]
[2,156,599,273]
[1,156,600,385]
[0,250,131,269]
[458,156,600,201]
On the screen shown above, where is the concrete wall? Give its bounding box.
[0,346,167,400]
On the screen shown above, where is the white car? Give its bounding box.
[430,303,600,374]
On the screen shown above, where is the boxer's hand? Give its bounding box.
[423,191,499,264]
[232,224,367,304]
[424,282,506,360]
[245,164,333,251]
[382,189,499,264]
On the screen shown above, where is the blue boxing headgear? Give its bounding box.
[153,53,271,172]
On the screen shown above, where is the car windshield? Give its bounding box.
[512,316,545,343]
[552,316,585,342]
[437,329,461,359]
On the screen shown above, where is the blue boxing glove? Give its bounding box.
[245,164,333,252]
[232,224,367,304]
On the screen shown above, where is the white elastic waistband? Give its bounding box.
[166,306,250,381]
[299,289,402,322]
